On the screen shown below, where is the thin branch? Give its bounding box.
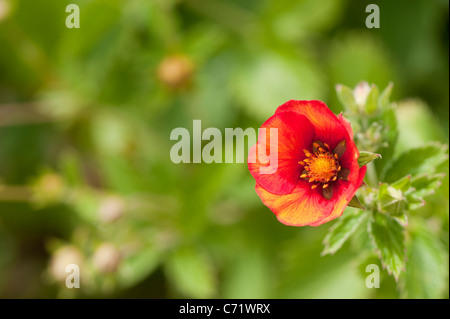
[0,103,55,127]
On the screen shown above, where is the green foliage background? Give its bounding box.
[0,0,448,298]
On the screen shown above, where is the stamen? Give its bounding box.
[338,168,350,181]
[298,140,348,200]
[323,185,333,200]
[333,140,346,158]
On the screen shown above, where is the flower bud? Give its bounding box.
[49,246,83,281]
[353,81,371,107]
[0,0,11,22]
[157,54,194,88]
[32,173,65,206]
[93,243,121,273]
[99,195,125,223]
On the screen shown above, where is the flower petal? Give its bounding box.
[248,111,314,195]
[275,100,351,152]
[276,100,360,171]
[309,165,367,226]
[338,113,354,139]
[255,163,367,227]
[255,180,335,226]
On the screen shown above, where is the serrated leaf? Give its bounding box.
[382,143,448,183]
[165,247,216,298]
[379,175,437,213]
[358,151,382,167]
[383,198,407,216]
[391,175,412,192]
[411,173,445,190]
[347,195,365,210]
[405,194,425,211]
[400,227,448,298]
[410,173,446,199]
[394,213,408,227]
[406,194,425,205]
[369,212,406,281]
[336,84,359,112]
[350,219,376,252]
[322,210,367,255]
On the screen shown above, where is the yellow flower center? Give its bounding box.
[298,140,349,199]
[307,153,338,183]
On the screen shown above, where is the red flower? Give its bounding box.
[248,100,366,226]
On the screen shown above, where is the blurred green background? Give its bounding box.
[0,0,448,298]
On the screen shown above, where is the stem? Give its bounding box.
[0,103,54,127]
[366,162,378,188]
[0,185,32,202]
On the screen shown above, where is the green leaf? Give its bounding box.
[377,172,443,213]
[358,151,382,167]
[347,195,365,210]
[378,176,419,215]
[405,194,425,211]
[165,246,216,298]
[382,143,448,183]
[374,107,399,174]
[400,226,448,298]
[365,84,379,114]
[322,210,367,256]
[118,247,160,288]
[369,212,406,281]
[410,173,446,199]
[394,213,408,227]
[391,175,412,192]
[377,183,407,216]
[379,82,394,110]
[336,84,359,112]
